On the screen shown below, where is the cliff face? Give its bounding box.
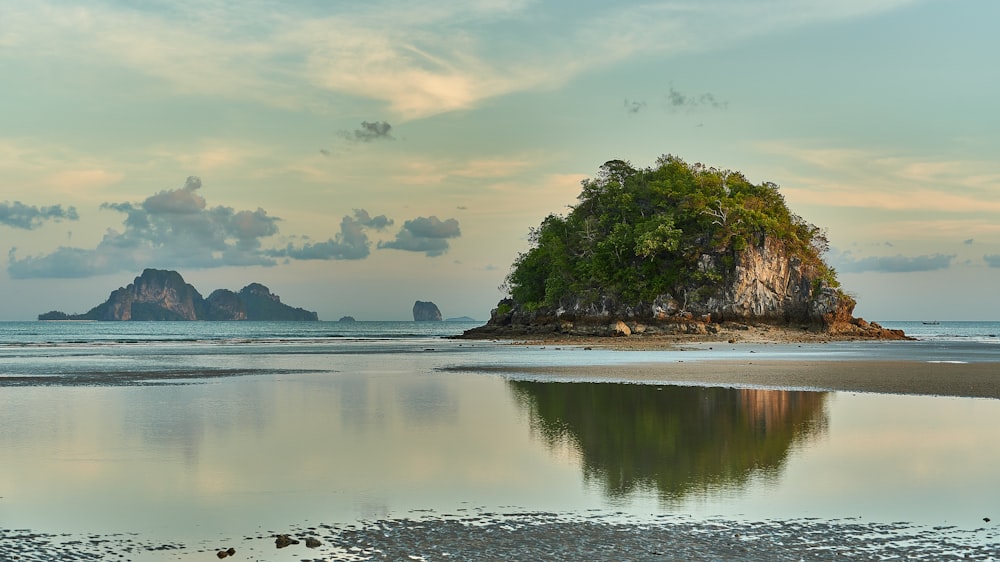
[469,235,905,339]
[239,283,318,321]
[87,269,204,321]
[43,269,318,321]
[413,301,442,321]
[204,289,247,321]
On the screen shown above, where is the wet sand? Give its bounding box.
[465,359,1000,399]
[4,511,998,561]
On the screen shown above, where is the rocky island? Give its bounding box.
[412,301,443,321]
[38,269,318,321]
[462,155,907,341]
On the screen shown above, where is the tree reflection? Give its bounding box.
[508,382,828,503]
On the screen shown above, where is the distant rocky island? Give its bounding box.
[412,301,442,321]
[463,156,907,340]
[38,269,318,321]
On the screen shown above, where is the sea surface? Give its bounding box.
[1,320,999,559]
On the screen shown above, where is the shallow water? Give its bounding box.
[1,321,999,559]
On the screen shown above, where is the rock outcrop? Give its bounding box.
[412,301,442,321]
[463,235,907,340]
[85,269,204,321]
[39,269,319,321]
[238,282,318,321]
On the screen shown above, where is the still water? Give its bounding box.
[1,321,999,553]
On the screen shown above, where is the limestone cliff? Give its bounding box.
[412,301,442,321]
[466,234,904,339]
[85,269,204,321]
[40,269,318,321]
[238,283,318,321]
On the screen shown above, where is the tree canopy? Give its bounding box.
[503,155,838,311]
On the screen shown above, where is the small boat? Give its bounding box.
[922,321,940,325]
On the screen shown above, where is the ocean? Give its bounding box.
[1,320,999,560]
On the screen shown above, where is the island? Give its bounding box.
[462,155,907,341]
[412,301,443,321]
[39,269,319,321]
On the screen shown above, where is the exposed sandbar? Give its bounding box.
[461,359,1000,400]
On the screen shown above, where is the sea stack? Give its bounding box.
[413,301,443,321]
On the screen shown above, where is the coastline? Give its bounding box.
[457,327,1000,400]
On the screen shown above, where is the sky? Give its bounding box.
[1,0,998,322]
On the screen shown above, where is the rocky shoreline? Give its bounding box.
[457,318,911,348]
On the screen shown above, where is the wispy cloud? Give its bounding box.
[339,121,395,143]
[624,99,647,114]
[0,201,78,230]
[0,1,922,120]
[758,142,1000,214]
[665,87,727,111]
[830,250,956,273]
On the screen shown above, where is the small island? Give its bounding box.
[413,301,443,322]
[39,269,319,321]
[463,155,907,341]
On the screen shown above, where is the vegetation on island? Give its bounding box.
[503,155,841,312]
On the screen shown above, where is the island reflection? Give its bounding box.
[508,381,828,503]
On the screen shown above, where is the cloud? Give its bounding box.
[665,87,727,111]
[340,121,395,142]
[757,142,1000,213]
[2,1,920,120]
[379,216,461,257]
[267,209,392,261]
[624,99,646,114]
[831,251,955,273]
[0,201,79,229]
[985,255,1000,268]
[7,177,281,278]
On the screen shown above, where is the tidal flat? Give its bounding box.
[1,321,998,560]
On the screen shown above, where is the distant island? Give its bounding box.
[446,316,477,322]
[39,269,318,321]
[463,155,906,340]
[413,301,442,321]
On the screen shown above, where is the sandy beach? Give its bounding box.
[461,326,1000,399]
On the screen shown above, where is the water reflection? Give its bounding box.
[509,382,828,503]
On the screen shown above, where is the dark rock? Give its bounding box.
[274,534,299,548]
[38,269,319,321]
[305,537,322,548]
[413,300,442,321]
[204,289,246,321]
[338,315,357,322]
[238,283,318,321]
[37,310,73,320]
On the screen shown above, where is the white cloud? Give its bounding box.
[757,142,1000,213]
[1,1,923,120]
